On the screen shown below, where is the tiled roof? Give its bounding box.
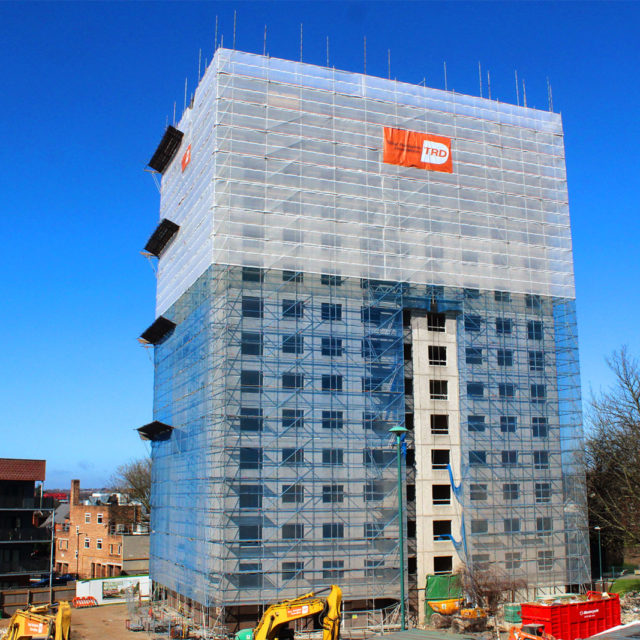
[0,458,46,482]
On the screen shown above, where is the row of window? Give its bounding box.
[467,415,550,436]
[83,513,103,524]
[473,550,555,571]
[468,449,550,468]
[429,379,548,401]
[465,316,544,339]
[428,517,553,540]
[61,537,121,554]
[238,522,394,544]
[236,409,399,431]
[466,348,545,370]
[241,333,397,358]
[239,482,392,506]
[429,482,552,505]
[240,447,394,468]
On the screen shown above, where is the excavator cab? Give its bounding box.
[235,585,342,640]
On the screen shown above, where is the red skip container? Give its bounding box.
[520,592,621,640]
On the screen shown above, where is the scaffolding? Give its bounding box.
[144,47,588,629]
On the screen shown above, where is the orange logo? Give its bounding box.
[383,127,452,173]
[181,144,191,172]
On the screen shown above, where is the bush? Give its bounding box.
[610,578,640,594]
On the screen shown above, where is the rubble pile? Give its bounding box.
[619,592,640,624]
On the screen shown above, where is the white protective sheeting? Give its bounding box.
[156,49,575,316]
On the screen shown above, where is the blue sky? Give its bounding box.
[1,2,638,488]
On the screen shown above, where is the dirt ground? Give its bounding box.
[0,603,148,640]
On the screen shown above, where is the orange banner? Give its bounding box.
[383,127,452,173]
[181,144,191,172]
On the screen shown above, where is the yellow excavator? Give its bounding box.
[429,598,487,632]
[1,601,71,640]
[235,585,342,640]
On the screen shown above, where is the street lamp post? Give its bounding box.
[594,526,603,591]
[390,424,409,630]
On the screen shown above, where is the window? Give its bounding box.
[322,337,343,356]
[505,552,521,569]
[239,485,262,509]
[321,274,342,286]
[238,563,262,588]
[322,523,344,539]
[322,411,343,429]
[321,303,342,321]
[495,291,511,303]
[322,374,342,392]
[531,384,546,402]
[469,451,487,466]
[84,538,90,548]
[282,523,304,539]
[503,483,519,500]
[431,450,450,470]
[504,518,520,533]
[468,415,486,432]
[430,380,448,399]
[282,409,303,429]
[471,519,488,534]
[470,484,488,501]
[282,299,304,318]
[499,383,515,398]
[500,416,517,433]
[364,523,385,539]
[528,320,543,340]
[241,370,262,392]
[282,561,304,580]
[532,417,549,437]
[433,520,452,541]
[467,382,484,398]
[241,296,263,318]
[431,414,449,435]
[364,480,385,501]
[427,313,446,332]
[282,334,303,354]
[282,484,304,503]
[472,554,490,570]
[239,524,261,546]
[282,372,304,389]
[322,560,344,579]
[363,375,384,392]
[526,294,542,310]
[534,450,549,469]
[502,450,518,466]
[538,550,554,571]
[465,315,482,332]
[537,517,552,537]
[535,482,552,503]
[434,556,453,574]
[282,270,303,283]
[323,485,344,503]
[240,407,263,431]
[496,318,513,335]
[361,306,395,326]
[241,332,262,356]
[58,539,68,550]
[85,513,90,524]
[242,267,263,282]
[466,347,482,365]
[429,346,447,366]
[240,448,262,470]
[497,349,513,367]
[282,448,304,466]
[364,449,395,466]
[97,513,103,524]
[365,559,385,577]
[322,449,343,465]
[432,485,451,505]
[529,350,544,371]
[464,288,480,299]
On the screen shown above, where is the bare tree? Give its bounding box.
[111,458,151,514]
[456,563,527,615]
[586,348,640,549]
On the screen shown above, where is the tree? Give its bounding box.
[456,563,527,616]
[111,458,151,514]
[586,348,640,553]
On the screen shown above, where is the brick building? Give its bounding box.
[55,480,149,579]
[0,458,49,588]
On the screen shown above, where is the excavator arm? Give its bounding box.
[238,585,342,640]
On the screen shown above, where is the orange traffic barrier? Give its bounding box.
[72,596,98,608]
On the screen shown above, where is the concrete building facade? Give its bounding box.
[141,48,589,625]
[55,480,149,579]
